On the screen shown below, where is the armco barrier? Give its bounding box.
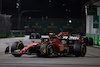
[0,32,7,38]
[0,31,25,38]
[8,31,25,37]
[86,33,100,46]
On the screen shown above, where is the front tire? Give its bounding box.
[40,43,55,57]
[46,44,55,57]
[11,41,24,57]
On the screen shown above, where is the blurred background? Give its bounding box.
[0,0,88,35]
[0,0,100,46]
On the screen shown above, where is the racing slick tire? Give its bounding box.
[36,33,41,39]
[29,36,31,39]
[11,41,24,57]
[84,37,88,45]
[40,43,55,57]
[88,38,93,46]
[74,41,86,57]
[29,35,34,39]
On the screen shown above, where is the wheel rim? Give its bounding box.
[82,46,86,53]
[81,44,86,56]
[49,46,53,54]
[47,45,54,57]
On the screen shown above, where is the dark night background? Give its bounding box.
[1,0,90,18]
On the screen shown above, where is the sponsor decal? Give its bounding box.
[69,36,79,40]
[62,36,68,39]
[42,48,46,53]
[62,36,79,40]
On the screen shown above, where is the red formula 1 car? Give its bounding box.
[7,33,86,57]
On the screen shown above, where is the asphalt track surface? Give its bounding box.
[0,36,100,67]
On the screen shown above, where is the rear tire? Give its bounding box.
[84,37,88,45]
[11,41,24,57]
[74,41,86,57]
[88,38,93,46]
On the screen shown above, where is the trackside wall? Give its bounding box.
[85,1,100,46]
[86,33,100,46]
